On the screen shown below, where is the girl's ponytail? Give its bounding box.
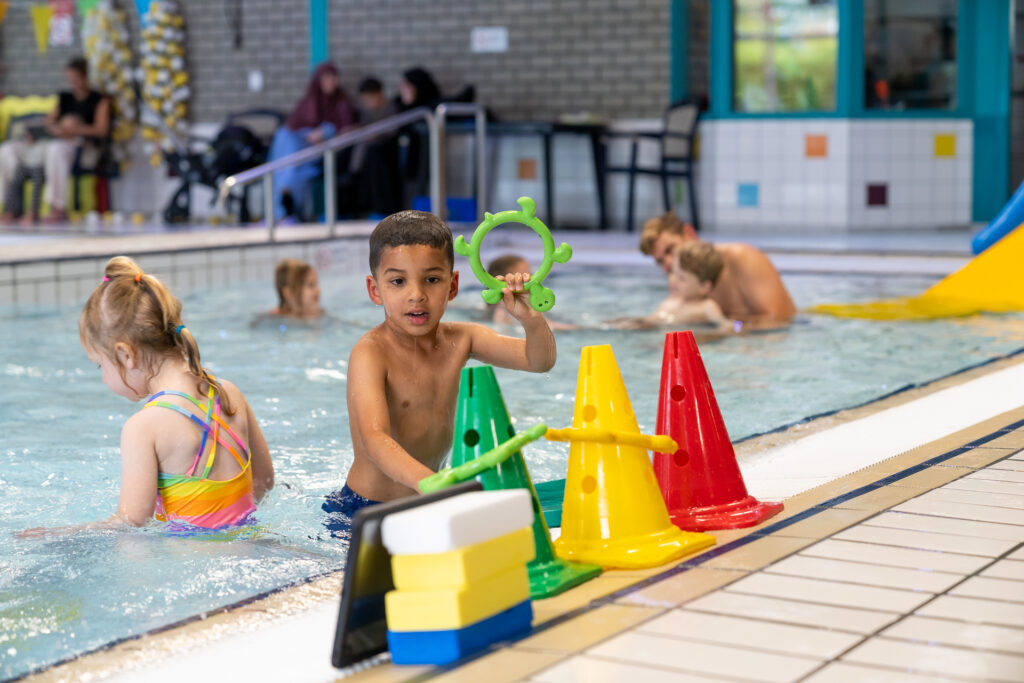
[81,256,236,415]
[171,324,235,416]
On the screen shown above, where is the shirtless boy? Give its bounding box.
[323,211,556,535]
[639,212,796,329]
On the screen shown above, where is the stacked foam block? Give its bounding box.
[381,490,535,665]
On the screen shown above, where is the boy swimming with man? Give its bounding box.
[323,211,556,535]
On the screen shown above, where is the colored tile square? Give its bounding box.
[934,133,956,157]
[517,158,537,180]
[866,183,888,207]
[737,183,759,208]
[804,134,828,158]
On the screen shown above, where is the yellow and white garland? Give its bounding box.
[138,0,189,166]
[81,0,136,167]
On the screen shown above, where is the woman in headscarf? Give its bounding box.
[267,62,355,221]
[392,67,442,200]
[397,67,441,111]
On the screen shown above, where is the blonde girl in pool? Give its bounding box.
[20,256,274,537]
[269,258,324,320]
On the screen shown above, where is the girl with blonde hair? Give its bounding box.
[22,256,274,536]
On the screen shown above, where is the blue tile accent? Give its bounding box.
[309,0,328,71]
[737,183,759,208]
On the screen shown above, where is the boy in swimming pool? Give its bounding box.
[609,241,734,331]
[485,253,579,330]
[323,211,556,536]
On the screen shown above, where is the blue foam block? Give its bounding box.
[387,600,532,665]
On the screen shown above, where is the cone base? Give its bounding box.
[553,526,715,570]
[669,496,784,531]
[528,557,603,600]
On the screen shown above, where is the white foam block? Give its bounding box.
[381,489,533,555]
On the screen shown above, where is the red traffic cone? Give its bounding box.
[653,331,783,530]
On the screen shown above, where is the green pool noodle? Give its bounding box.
[418,423,548,494]
[448,365,601,599]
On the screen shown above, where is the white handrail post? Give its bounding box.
[475,106,487,217]
[324,150,337,237]
[428,112,444,220]
[263,174,276,241]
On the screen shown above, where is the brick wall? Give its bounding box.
[1,1,701,124]
[182,0,309,122]
[0,0,309,123]
[328,0,672,121]
[0,7,83,97]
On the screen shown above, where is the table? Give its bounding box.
[447,119,609,229]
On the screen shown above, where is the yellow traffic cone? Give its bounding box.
[552,345,715,569]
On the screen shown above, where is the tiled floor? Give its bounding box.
[520,450,1024,683]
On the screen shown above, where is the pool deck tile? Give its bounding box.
[514,604,664,655]
[428,649,565,683]
[612,567,748,608]
[769,507,879,540]
[700,535,817,571]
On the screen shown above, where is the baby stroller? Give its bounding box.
[160,109,284,224]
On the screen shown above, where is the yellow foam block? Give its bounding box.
[385,564,530,632]
[391,526,534,592]
[812,223,1024,320]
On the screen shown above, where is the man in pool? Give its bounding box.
[639,212,796,329]
[322,211,556,537]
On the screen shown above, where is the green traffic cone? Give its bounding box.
[452,365,602,599]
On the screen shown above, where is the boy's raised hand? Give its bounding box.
[497,272,536,321]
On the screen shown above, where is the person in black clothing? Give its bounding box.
[394,67,442,202]
[41,57,111,222]
[339,77,402,218]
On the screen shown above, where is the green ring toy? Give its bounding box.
[454,196,572,312]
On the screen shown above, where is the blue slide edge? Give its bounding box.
[972,179,1024,254]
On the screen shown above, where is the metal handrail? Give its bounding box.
[433,102,488,224]
[216,103,488,241]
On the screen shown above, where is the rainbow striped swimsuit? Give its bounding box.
[145,388,256,530]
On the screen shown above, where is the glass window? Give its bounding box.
[733,0,839,113]
[864,0,958,110]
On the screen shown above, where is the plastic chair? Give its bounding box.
[605,99,700,232]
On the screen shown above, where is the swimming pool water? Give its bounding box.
[3,244,1024,679]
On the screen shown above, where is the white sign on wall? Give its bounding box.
[470,26,508,53]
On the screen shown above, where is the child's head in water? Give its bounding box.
[79,255,236,414]
[485,254,530,325]
[274,259,322,318]
[673,241,723,301]
[366,210,457,336]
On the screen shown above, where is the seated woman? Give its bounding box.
[0,57,110,225]
[268,63,355,222]
[259,259,324,321]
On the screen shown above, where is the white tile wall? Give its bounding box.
[688,118,974,232]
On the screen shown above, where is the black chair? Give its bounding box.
[605,98,700,232]
[71,137,117,214]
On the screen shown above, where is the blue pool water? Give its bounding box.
[3,247,1024,679]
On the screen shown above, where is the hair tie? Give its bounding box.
[134,272,143,283]
[175,324,186,335]
[101,276,110,282]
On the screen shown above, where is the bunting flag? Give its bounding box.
[30,4,55,54]
[0,3,9,26]
[76,0,99,15]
